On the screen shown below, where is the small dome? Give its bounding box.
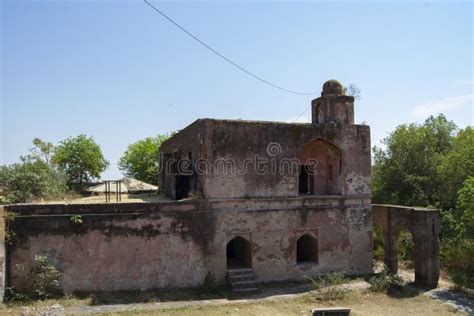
[322,80,345,96]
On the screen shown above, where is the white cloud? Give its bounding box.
[411,94,473,119]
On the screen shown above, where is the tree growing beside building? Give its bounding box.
[118,133,174,185]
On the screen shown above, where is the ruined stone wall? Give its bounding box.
[5,197,372,293]
[159,119,210,199]
[373,204,440,288]
[160,119,371,200]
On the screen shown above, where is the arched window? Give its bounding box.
[297,233,318,263]
[298,139,342,195]
[226,236,252,268]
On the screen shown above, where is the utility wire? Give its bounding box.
[144,0,318,96]
[293,105,311,123]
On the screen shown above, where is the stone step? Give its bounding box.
[232,280,257,286]
[233,286,259,292]
[228,272,255,279]
[227,268,258,293]
[229,274,256,282]
[227,269,253,277]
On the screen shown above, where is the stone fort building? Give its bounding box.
[0,80,439,296]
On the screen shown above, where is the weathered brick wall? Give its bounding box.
[4,197,372,294]
[160,119,371,200]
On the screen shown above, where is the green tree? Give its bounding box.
[441,177,474,288]
[437,127,474,209]
[0,139,68,203]
[372,116,474,288]
[372,115,457,207]
[0,158,67,204]
[30,138,54,166]
[118,133,173,185]
[457,177,474,238]
[53,135,109,190]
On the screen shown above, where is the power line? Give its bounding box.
[293,105,311,123]
[144,0,318,96]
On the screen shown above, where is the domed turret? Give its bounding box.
[311,80,354,124]
[321,79,345,96]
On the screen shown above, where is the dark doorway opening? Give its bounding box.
[226,236,252,268]
[297,234,318,263]
[176,175,191,200]
[299,165,314,195]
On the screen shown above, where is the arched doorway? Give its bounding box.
[299,139,342,195]
[226,236,252,268]
[296,233,318,263]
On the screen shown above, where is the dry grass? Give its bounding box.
[0,280,466,315]
[97,291,462,316]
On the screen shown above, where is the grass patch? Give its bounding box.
[94,291,460,315]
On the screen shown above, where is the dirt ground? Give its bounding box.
[1,273,471,316]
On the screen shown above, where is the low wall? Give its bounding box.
[2,196,372,295]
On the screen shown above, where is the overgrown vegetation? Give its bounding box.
[372,115,474,289]
[367,267,405,294]
[203,272,219,293]
[3,211,17,244]
[70,214,83,225]
[306,272,348,300]
[0,139,68,203]
[0,136,108,203]
[5,255,62,301]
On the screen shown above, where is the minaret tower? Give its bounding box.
[311,80,354,124]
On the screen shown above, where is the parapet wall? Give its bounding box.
[2,196,372,294]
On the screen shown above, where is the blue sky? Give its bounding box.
[1,0,473,180]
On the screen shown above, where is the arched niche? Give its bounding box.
[298,138,342,195]
[296,233,319,264]
[226,236,252,268]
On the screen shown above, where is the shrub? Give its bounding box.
[70,214,83,225]
[4,211,17,245]
[203,272,219,293]
[367,267,406,293]
[6,255,62,301]
[4,286,29,302]
[451,271,470,289]
[306,272,348,300]
[442,239,474,289]
[32,255,62,299]
[0,159,67,204]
